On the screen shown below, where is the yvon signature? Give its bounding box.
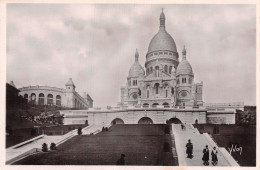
[228,144,242,155]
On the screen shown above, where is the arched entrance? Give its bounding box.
[169,118,182,124]
[152,103,159,108]
[143,103,149,108]
[163,102,170,108]
[111,118,124,125]
[138,117,153,124]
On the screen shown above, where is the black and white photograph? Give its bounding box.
[1,0,258,169]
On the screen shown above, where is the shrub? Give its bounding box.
[42,143,48,152]
[50,142,57,150]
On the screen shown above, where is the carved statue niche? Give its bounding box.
[138,88,141,95]
[171,87,174,96]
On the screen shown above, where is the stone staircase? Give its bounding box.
[172,124,239,166]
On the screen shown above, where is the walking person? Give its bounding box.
[116,154,125,165]
[186,139,193,159]
[211,147,218,166]
[202,145,209,166]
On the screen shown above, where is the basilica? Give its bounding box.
[60,10,243,126]
[120,10,203,108]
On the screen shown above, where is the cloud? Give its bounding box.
[6,4,256,106]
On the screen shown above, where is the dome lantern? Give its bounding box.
[135,48,139,62]
[160,8,165,28]
[182,45,186,60]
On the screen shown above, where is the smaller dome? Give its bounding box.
[176,60,193,75]
[129,49,145,77]
[129,62,145,77]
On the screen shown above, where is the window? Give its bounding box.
[164,65,168,73]
[39,93,45,105]
[47,94,53,105]
[143,103,149,108]
[24,94,28,101]
[166,90,168,97]
[147,90,149,98]
[159,52,163,54]
[132,93,138,99]
[177,79,180,84]
[169,53,172,55]
[155,83,159,94]
[56,95,61,106]
[154,53,158,55]
[189,78,192,84]
[163,102,169,108]
[152,103,159,108]
[150,67,153,72]
[169,66,172,74]
[155,66,159,77]
[182,78,186,84]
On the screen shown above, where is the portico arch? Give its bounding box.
[47,94,53,105]
[143,103,149,108]
[152,103,159,108]
[138,117,153,124]
[39,93,45,105]
[111,118,124,125]
[169,117,182,124]
[163,102,170,108]
[31,93,36,105]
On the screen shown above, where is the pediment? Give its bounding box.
[144,70,171,80]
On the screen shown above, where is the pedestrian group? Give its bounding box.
[186,140,218,166]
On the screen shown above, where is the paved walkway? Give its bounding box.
[172,124,232,166]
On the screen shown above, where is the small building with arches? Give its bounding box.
[18,78,93,109]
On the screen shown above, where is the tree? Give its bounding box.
[50,143,57,150]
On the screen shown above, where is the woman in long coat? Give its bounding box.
[186,139,193,159]
[211,147,218,165]
[202,145,209,165]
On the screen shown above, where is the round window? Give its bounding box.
[132,94,138,99]
[181,91,187,97]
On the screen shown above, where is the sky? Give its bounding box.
[6,4,256,107]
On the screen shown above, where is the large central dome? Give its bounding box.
[147,11,177,55]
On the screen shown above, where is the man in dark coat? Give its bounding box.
[186,139,193,159]
[211,147,218,166]
[202,145,209,165]
[116,154,125,165]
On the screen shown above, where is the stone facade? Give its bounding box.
[119,10,203,108]
[18,78,93,109]
[61,108,208,126]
